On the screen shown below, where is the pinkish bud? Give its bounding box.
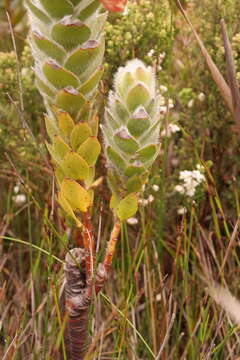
[100,0,128,12]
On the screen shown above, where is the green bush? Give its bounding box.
[104,0,174,83]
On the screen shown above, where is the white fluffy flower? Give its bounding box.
[174,184,185,194]
[143,199,149,206]
[148,195,154,203]
[159,105,167,114]
[122,5,129,15]
[159,85,168,93]
[152,184,159,192]
[159,52,166,59]
[147,49,155,58]
[175,166,205,197]
[13,185,20,194]
[158,52,166,64]
[13,194,26,206]
[168,98,174,109]
[161,123,180,137]
[127,217,138,225]
[198,92,206,102]
[21,67,31,77]
[187,99,194,108]
[196,164,204,171]
[177,207,187,215]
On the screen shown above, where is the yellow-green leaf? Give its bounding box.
[117,193,138,220]
[55,167,65,186]
[56,87,86,116]
[58,191,82,227]
[57,110,75,138]
[126,175,144,193]
[61,178,91,212]
[84,166,95,188]
[52,135,70,161]
[87,188,94,206]
[77,136,101,166]
[61,151,89,180]
[110,194,120,210]
[45,115,59,139]
[70,122,92,150]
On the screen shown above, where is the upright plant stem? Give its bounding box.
[103,218,121,274]
[83,211,95,283]
[62,218,122,358]
[61,248,92,360]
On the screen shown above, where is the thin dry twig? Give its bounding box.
[220,19,240,128]
[176,0,234,115]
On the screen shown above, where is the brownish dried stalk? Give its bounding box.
[220,19,240,128]
[61,248,92,360]
[61,218,121,359]
[176,0,234,116]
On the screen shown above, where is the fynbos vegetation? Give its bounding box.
[1,0,240,359]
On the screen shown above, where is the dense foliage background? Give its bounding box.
[1,0,240,358]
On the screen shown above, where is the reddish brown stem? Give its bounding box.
[94,218,121,295]
[61,219,121,358]
[103,218,121,274]
[83,211,95,283]
[61,248,92,360]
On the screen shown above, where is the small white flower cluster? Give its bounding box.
[152,184,159,192]
[161,123,180,137]
[122,6,129,15]
[198,92,206,102]
[12,181,26,206]
[159,52,166,64]
[139,194,154,207]
[188,92,206,108]
[127,184,160,225]
[147,50,166,71]
[147,49,155,58]
[21,67,32,77]
[159,85,168,93]
[139,183,160,206]
[158,92,174,116]
[157,52,166,71]
[127,217,138,225]
[175,165,205,197]
[177,206,187,215]
[188,99,194,108]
